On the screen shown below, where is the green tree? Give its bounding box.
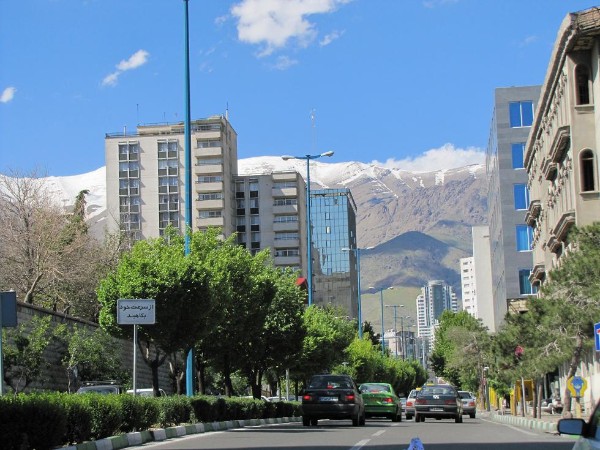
[97,227,216,392]
[56,325,129,392]
[293,305,356,381]
[2,316,55,393]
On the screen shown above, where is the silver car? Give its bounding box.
[458,391,476,418]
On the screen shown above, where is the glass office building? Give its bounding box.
[310,188,358,318]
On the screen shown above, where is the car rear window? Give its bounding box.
[360,384,390,393]
[421,386,455,396]
[309,376,353,389]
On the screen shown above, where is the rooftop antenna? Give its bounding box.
[225,102,229,121]
[310,108,316,153]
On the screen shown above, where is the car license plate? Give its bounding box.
[320,396,338,402]
[430,408,443,411]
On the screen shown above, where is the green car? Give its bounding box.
[359,383,402,422]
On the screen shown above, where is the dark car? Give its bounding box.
[558,398,600,449]
[76,381,124,395]
[301,374,366,426]
[458,390,476,418]
[359,382,402,422]
[414,384,463,423]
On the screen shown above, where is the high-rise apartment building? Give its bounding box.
[310,188,358,318]
[105,116,359,318]
[105,116,238,239]
[485,86,541,328]
[416,280,457,353]
[471,225,494,330]
[233,171,307,274]
[459,257,476,318]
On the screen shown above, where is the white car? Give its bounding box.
[127,388,167,397]
[557,399,600,449]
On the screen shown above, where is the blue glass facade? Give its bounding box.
[310,188,358,318]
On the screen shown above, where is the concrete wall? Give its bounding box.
[1,302,173,394]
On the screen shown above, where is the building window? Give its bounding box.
[274,215,298,223]
[580,149,596,192]
[199,210,222,219]
[196,139,222,148]
[509,101,534,127]
[518,269,537,295]
[575,65,591,105]
[513,184,529,210]
[516,225,533,251]
[512,143,525,169]
[273,198,297,206]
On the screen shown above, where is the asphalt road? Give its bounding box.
[142,417,576,450]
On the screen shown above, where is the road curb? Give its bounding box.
[488,412,558,433]
[61,416,302,450]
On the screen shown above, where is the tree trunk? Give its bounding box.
[563,333,584,415]
[197,362,206,395]
[223,354,233,397]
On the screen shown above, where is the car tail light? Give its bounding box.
[415,398,428,405]
[406,400,414,407]
[444,399,457,405]
[302,394,312,401]
[468,401,475,407]
[383,397,393,404]
[345,393,356,402]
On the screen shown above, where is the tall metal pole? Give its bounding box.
[379,289,385,355]
[306,157,313,306]
[356,249,363,338]
[183,0,194,397]
[400,316,405,360]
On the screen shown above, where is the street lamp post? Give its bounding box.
[370,286,392,355]
[282,151,334,306]
[385,304,404,357]
[342,246,373,339]
[400,315,411,360]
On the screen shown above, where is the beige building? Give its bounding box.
[234,172,307,272]
[524,7,600,286]
[524,7,600,411]
[105,116,238,240]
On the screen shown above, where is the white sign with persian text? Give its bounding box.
[117,299,156,325]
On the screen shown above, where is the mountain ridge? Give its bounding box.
[31,157,488,296]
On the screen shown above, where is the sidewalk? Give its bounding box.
[483,408,589,434]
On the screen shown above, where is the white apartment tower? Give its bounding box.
[460,257,476,318]
[105,116,238,239]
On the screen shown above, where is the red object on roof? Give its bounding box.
[296,277,307,287]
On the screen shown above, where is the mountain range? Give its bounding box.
[40,157,488,297]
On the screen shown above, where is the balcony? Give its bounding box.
[552,210,575,242]
[194,146,222,157]
[196,199,224,209]
[195,164,223,175]
[525,200,541,227]
[195,181,223,192]
[273,255,301,266]
[196,217,224,228]
[272,187,298,197]
[541,157,557,181]
[530,263,546,286]
[274,239,300,248]
[273,204,298,215]
[549,125,570,163]
[273,221,299,232]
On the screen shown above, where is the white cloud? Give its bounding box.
[519,35,538,47]
[0,86,16,103]
[272,55,299,70]
[423,0,459,8]
[231,0,352,57]
[372,143,485,172]
[102,49,149,87]
[320,30,344,46]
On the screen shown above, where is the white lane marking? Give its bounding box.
[372,430,386,437]
[480,417,539,436]
[350,439,371,450]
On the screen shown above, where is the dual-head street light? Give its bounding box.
[281,151,334,306]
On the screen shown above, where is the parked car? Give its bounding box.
[541,397,563,414]
[126,388,167,397]
[405,389,419,420]
[359,382,402,422]
[76,381,124,395]
[414,384,463,423]
[458,391,477,418]
[557,398,600,449]
[301,374,365,427]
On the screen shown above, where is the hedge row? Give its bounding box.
[0,393,300,450]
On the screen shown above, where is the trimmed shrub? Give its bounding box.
[117,395,160,432]
[156,395,193,427]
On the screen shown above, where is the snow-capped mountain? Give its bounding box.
[37,157,488,293]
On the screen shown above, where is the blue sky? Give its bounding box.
[1,0,596,176]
